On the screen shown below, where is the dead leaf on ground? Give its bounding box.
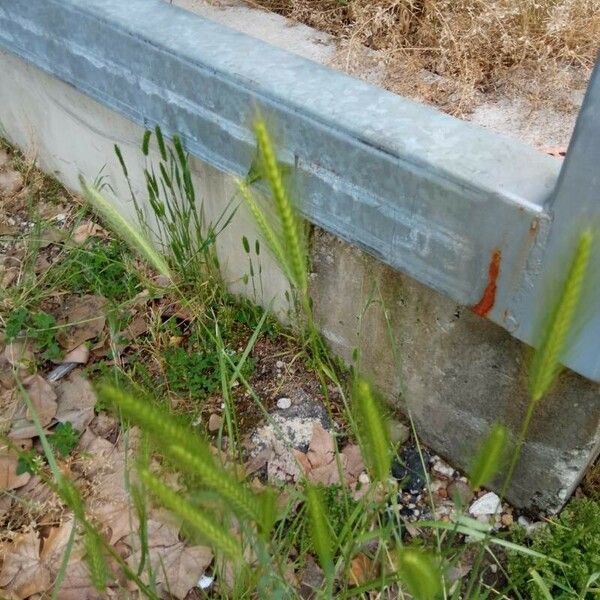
[1,264,19,288]
[341,444,365,484]
[4,341,35,370]
[120,314,149,342]
[0,448,31,490]
[0,218,17,236]
[57,295,107,351]
[299,556,324,600]
[24,374,58,426]
[38,227,64,248]
[1,478,116,597]
[35,253,53,275]
[62,344,89,365]
[127,518,213,599]
[72,221,108,245]
[349,554,375,587]
[0,529,51,598]
[306,423,335,470]
[90,499,137,546]
[55,371,96,431]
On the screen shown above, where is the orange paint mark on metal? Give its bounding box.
[472,249,502,317]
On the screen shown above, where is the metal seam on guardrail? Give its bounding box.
[2,0,598,381]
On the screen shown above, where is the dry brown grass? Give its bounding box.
[252,0,599,112]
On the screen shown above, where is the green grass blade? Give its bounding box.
[468,423,509,489]
[304,485,334,577]
[80,178,172,279]
[396,547,442,600]
[529,569,555,600]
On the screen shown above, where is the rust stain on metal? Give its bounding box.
[472,249,502,317]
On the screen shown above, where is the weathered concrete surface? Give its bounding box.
[310,230,600,512]
[1,3,598,513]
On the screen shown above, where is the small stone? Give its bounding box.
[277,397,292,410]
[437,487,448,499]
[392,446,430,492]
[501,513,513,527]
[389,419,410,445]
[448,480,474,506]
[429,479,446,493]
[517,515,530,527]
[0,170,23,196]
[208,413,222,432]
[469,492,501,516]
[358,472,370,485]
[276,360,284,369]
[431,461,454,480]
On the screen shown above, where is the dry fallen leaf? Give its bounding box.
[120,314,149,342]
[4,341,35,369]
[0,529,52,598]
[0,450,31,490]
[341,444,365,484]
[24,374,58,426]
[127,519,213,599]
[62,344,90,365]
[55,372,96,432]
[38,227,64,248]
[349,554,375,587]
[72,221,108,245]
[306,423,335,469]
[57,295,107,351]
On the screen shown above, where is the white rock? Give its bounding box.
[277,397,292,409]
[198,575,214,589]
[517,515,531,527]
[432,461,455,479]
[358,472,370,485]
[276,360,285,369]
[469,492,501,516]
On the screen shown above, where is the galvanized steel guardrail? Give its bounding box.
[1,0,598,380]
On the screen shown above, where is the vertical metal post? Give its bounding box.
[518,57,600,380]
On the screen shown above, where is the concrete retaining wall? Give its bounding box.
[1,0,598,512]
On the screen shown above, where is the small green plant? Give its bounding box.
[163,346,221,399]
[114,127,232,291]
[49,422,81,457]
[5,306,28,340]
[16,449,44,476]
[52,238,141,300]
[5,307,61,361]
[298,484,357,560]
[507,498,600,599]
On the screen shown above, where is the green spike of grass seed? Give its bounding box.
[352,377,391,481]
[139,468,242,561]
[253,119,307,293]
[529,229,593,403]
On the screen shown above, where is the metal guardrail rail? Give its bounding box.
[1,0,598,380]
